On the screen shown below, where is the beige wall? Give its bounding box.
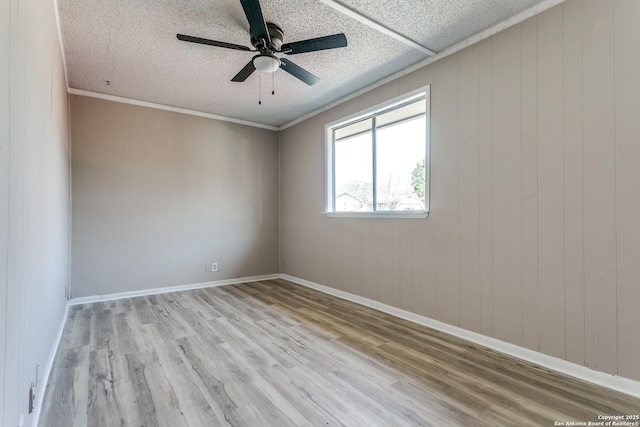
[0,1,9,422]
[279,0,640,382]
[1,0,71,424]
[70,96,279,297]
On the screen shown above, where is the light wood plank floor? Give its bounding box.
[40,279,640,426]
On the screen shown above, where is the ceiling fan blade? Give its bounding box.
[239,0,271,44]
[279,58,319,86]
[280,33,347,55]
[231,60,257,82]
[177,34,252,52]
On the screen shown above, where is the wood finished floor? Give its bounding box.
[39,279,640,426]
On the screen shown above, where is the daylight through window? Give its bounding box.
[326,88,430,217]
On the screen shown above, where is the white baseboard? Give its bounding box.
[45,272,640,402]
[69,274,280,306]
[32,301,70,427]
[279,274,640,399]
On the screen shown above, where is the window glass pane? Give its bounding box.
[334,117,372,141]
[334,119,373,212]
[375,115,426,211]
[376,98,426,129]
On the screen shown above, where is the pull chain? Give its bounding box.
[272,72,275,95]
[258,72,262,105]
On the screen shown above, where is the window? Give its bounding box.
[325,87,430,218]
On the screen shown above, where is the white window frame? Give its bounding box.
[325,86,430,218]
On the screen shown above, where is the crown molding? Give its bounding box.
[67,89,280,131]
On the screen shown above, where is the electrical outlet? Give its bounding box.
[205,262,220,272]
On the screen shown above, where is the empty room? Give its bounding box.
[2,0,640,426]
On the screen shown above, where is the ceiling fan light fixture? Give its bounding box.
[253,54,281,73]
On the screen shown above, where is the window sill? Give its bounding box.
[324,211,429,219]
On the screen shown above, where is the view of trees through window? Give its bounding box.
[332,95,427,213]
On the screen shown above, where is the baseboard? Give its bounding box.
[279,273,640,399]
[32,300,70,427]
[47,272,640,400]
[69,273,280,306]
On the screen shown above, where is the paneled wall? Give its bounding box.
[279,0,640,381]
[0,1,10,422]
[1,0,71,424]
[70,96,279,297]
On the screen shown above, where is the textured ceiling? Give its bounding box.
[58,0,547,127]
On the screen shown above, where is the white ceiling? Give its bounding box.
[57,0,549,128]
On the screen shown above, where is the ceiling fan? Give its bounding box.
[177,0,347,86]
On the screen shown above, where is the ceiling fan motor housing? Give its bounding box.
[251,22,284,52]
